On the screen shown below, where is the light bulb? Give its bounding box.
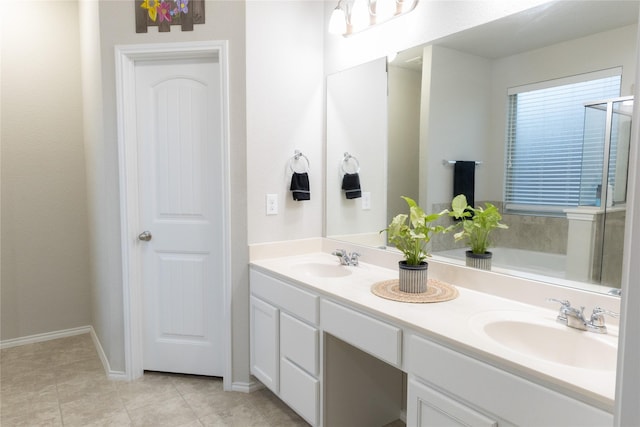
[350,0,370,32]
[374,0,395,21]
[397,0,417,13]
[328,5,347,35]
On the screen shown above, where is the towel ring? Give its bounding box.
[341,152,360,174]
[289,150,310,174]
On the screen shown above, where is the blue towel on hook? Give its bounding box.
[342,173,361,199]
[290,172,310,201]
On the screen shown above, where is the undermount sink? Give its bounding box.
[471,311,617,371]
[291,262,353,278]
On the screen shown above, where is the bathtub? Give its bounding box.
[433,247,567,279]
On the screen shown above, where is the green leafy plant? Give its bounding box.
[383,196,450,265]
[450,194,508,254]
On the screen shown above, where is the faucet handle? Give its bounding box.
[332,249,350,265]
[349,252,361,266]
[546,298,571,323]
[591,306,619,320]
[546,298,571,308]
[588,306,619,333]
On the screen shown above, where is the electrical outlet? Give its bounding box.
[362,192,371,210]
[266,194,278,215]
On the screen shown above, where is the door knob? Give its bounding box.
[138,231,152,241]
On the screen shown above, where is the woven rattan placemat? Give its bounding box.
[371,278,458,303]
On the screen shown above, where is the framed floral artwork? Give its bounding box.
[135,0,205,33]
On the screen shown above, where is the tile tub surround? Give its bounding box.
[430,201,569,255]
[249,239,621,411]
[0,334,308,426]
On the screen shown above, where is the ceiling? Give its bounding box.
[394,1,640,69]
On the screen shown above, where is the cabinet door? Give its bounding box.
[408,378,499,427]
[250,296,279,393]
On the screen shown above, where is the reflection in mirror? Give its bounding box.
[326,57,388,247]
[325,1,639,293]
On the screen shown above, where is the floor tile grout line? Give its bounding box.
[167,374,203,426]
[112,376,132,426]
[2,335,310,426]
[55,372,65,426]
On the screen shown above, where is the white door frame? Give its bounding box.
[115,41,232,389]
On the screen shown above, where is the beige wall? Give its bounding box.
[325,58,387,242]
[387,65,421,225]
[1,1,91,340]
[420,45,492,213]
[246,1,325,244]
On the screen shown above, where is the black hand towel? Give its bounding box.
[290,172,310,201]
[453,161,475,208]
[342,173,362,199]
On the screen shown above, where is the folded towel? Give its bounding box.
[342,173,362,199]
[290,172,310,201]
[453,160,475,209]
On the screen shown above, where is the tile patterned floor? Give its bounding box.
[0,334,308,426]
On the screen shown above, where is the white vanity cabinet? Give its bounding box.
[405,333,613,427]
[250,262,614,427]
[249,268,320,426]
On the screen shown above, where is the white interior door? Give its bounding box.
[134,56,223,376]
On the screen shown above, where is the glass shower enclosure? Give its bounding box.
[574,96,633,288]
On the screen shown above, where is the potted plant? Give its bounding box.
[383,196,450,293]
[449,194,508,270]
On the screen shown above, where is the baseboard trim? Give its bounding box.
[88,327,127,380]
[232,380,264,393]
[0,326,92,349]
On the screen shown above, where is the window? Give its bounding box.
[504,69,621,214]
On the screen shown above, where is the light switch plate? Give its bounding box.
[266,194,278,215]
[362,192,371,210]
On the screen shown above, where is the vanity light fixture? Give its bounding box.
[328,0,349,35]
[328,0,419,36]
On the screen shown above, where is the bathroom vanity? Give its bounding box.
[249,240,618,426]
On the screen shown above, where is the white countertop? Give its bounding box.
[250,251,618,412]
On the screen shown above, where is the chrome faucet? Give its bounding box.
[332,249,361,266]
[547,298,586,329]
[547,298,618,334]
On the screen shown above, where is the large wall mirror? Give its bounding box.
[325,1,639,294]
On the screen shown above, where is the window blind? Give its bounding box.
[504,71,621,213]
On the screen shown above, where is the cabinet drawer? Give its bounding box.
[406,333,613,427]
[408,378,498,427]
[250,268,318,324]
[280,312,319,376]
[320,299,401,366]
[280,357,320,426]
